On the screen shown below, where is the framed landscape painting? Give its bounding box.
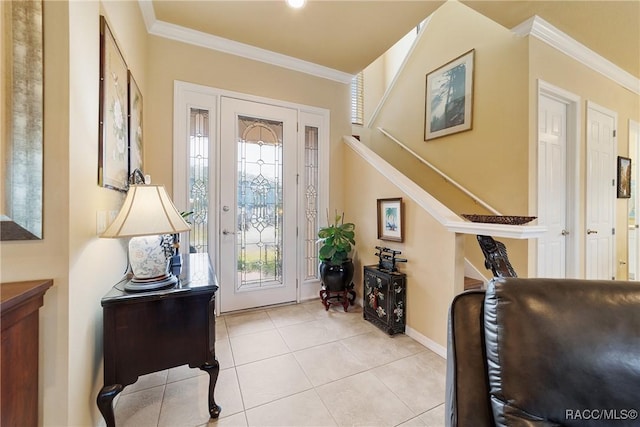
[425,49,474,141]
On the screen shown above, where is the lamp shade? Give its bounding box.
[101,185,190,238]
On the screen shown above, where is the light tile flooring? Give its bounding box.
[114,300,446,427]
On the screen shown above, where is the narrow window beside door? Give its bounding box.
[304,125,319,280]
[189,108,210,254]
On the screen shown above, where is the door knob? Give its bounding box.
[222,229,235,235]
[561,229,570,236]
[587,229,598,235]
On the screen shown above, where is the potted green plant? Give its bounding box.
[317,212,356,293]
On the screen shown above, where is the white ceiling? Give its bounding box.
[149,0,639,79]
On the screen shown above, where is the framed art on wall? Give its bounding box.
[98,15,129,192]
[618,156,631,198]
[377,198,404,242]
[424,49,474,141]
[128,71,143,176]
[1,0,44,240]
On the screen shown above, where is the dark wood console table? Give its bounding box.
[1,279,53,427]
[97,254,220,426]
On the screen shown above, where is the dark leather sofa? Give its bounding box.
[445,278,640,426]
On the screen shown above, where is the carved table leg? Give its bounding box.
[200,361,221,418]
[97,384,123,427]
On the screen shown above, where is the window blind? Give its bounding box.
[351,72,363,125]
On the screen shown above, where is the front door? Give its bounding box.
[585,102,616,280]
[219,97,298,312]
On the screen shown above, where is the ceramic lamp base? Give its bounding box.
[126,235,177,292]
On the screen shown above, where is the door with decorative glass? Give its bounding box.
[219,97,298,312]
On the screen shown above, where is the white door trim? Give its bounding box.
[629,119,640,280]
[173,80,330,312]
[627,119,640,281]
[298,111,330,301]
[536,80,581,278]
[172,83,219,270]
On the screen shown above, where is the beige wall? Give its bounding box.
[66,1,148,424]
[528,38,640,279]
[343,143,463,348]
[1,1,71,424]
[1,0,636,423]
[1,1,147,424]
[364,0,639,279]
[364,1,531,275]
[369,1,530,212]
[3,4,347,423]
[144,35,351,212]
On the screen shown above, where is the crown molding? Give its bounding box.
[137,0,156,33]
[136,1,353,84]
[512,15,639,95]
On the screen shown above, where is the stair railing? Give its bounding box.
[377,127,502,215]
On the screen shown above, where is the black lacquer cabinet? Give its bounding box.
[363,265,407,335]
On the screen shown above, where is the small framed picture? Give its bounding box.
[377,198,404,242]
[617,156,631,198]
[424,49,474,141]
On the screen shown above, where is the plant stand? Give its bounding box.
[319,283,356,312]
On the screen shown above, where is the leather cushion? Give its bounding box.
[484,278,640,427]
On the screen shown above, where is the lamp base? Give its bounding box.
[124,273,179,292]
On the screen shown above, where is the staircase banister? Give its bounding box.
[344,136,546,239]
[377,127,502,215]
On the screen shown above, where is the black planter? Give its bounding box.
[319,259,354,292]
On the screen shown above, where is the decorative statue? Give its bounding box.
[476,235,517,278]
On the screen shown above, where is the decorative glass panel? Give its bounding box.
[189,108,209,253]
[304,125,319,280]
[236,115,284,290]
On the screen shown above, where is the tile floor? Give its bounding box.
[114,300,447,427]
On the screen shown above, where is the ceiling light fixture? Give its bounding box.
[286,0,306,9]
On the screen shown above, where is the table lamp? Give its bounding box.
[101,184,191,292]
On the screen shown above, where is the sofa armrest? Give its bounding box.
[446,290,494,427]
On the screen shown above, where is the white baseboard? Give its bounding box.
[405,325,447,359]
